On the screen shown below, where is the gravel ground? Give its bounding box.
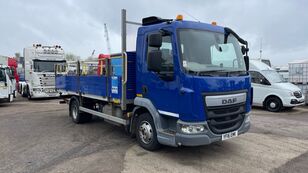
[0,96,307,173]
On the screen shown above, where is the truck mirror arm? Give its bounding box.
[224,27,249,54]
[224,27,249,71]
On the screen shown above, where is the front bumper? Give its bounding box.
[282,96,305,107]
[174,113,250,146]
[31,91,60,98]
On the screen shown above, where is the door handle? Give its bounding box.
[142,85,148,95]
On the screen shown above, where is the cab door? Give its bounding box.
[249,71,271,105]
[141,32,180,118]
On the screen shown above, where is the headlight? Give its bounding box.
[181,124,205,134]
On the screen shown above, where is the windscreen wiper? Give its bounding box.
[228,70,248,76]
[187,70,213,77]
[197,70,227,76]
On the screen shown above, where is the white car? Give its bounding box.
[249,60,305,112]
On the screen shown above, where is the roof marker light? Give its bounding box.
[176,15,183,21]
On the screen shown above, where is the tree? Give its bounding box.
[15,52,20,59]
[65,53,80,61]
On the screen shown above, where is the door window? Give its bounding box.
[249,71,270,85]
[147,34,174,73]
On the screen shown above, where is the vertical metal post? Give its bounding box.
[121,9,127,53]
[121,9,127,111]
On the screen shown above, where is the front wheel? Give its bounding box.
[136,113,160,151]
[21,86,27,97]
[26,86,32,100]
[265,97,283,112]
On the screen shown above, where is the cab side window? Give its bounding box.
[147,34,174,73]
[160,36,174,72]
[249,71,269,85]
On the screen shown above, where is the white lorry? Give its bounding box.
[249,60,305,112]
[0,65,14,103]
[20,44,66,99]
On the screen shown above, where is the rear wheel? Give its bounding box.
[265,96,283,112]
[27,87,32,100]
[69,99,92,123]
[136,113,160,151]
[21,86,27,97]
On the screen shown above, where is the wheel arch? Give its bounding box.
[130,106,150,135]
[131,97,162,135]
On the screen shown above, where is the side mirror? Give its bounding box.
[244,55,249,71]
[148,50,162,72]
[148,33,162,47]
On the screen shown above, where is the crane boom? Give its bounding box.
[104,23,111,54]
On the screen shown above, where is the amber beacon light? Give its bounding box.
[176,14,183,21]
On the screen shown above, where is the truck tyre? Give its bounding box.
[265,96,282,112]
[136,112,160,151]
[21,86,27,97]
[27,87,32,100]
[69,99,92,124]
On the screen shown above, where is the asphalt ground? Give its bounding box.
[0,96,307,173]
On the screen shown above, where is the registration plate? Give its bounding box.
[222,130,238,141]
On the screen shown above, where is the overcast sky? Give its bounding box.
[0,0,307,66]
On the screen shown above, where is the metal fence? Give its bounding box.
[289,62,308,84]
[295,84,308,104]
[289,60,308,104]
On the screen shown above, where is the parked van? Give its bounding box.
[249,60,305,112]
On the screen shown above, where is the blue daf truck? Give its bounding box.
[56,10,252,150]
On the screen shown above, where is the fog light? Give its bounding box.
[181,124,205,134]
[290,99,298,104]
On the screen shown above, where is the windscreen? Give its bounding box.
[0,68,6,81]
[178,29,246,73]
[262,70,285,83]
[33,60,66,72]
[5,67,14,79]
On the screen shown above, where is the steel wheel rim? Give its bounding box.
[72,105,78,119]
[270,102,276,108]
[138,120,153,144]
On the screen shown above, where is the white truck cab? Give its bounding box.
[0,66,14,103]
[249,60,305,112]
[21,44,66,99]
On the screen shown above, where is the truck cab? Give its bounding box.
[133,17,251,147]
[5,67,16,98]
[0,66,14,103]
[22,44,66,99]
